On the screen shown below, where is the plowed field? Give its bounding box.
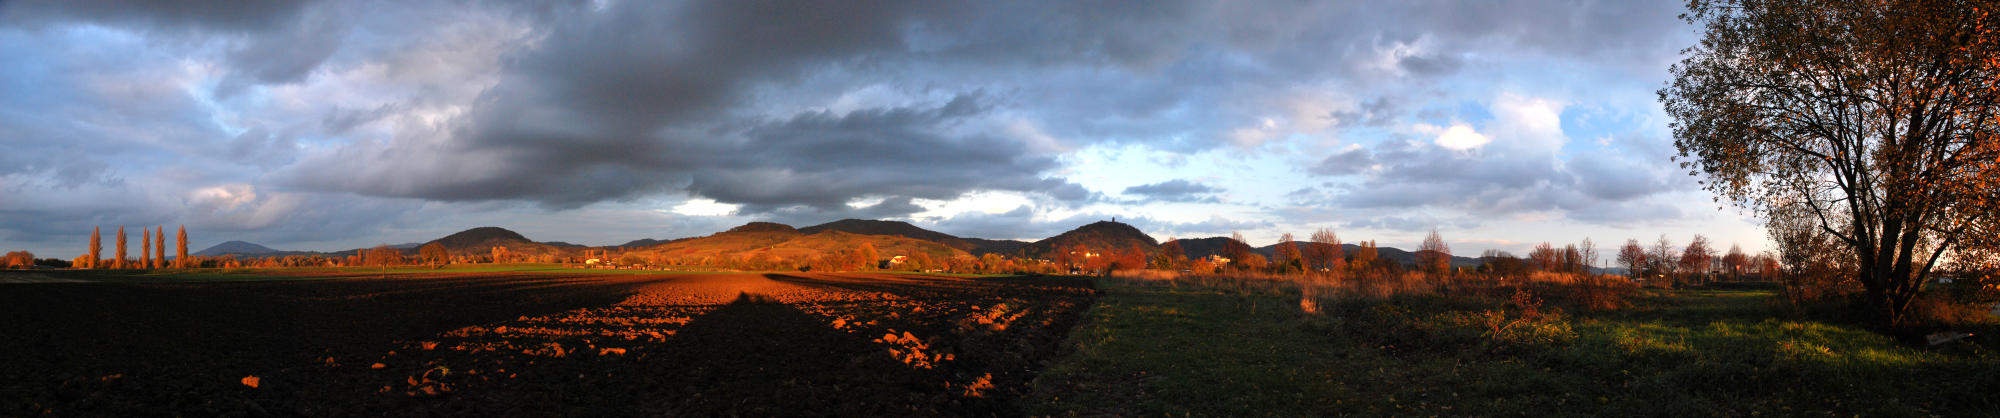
[0,272,1096,416]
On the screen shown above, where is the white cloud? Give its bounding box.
[1430,123,1490,150]
[670,198,740,217]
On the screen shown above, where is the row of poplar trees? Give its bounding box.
[77,226,189,269]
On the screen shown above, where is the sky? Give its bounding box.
[0,0,1773,258]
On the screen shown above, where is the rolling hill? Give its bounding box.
[623,221,967,263]
[962,238,1030,255]
[799,219,973,249]
[796,218,1028,255]
[423,226,570,258]
[1017,221,1159,260]
[193,241,281,257]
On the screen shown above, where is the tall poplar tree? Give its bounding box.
[155,226,165,269]
[176,225,188,268]
[142,228,153,269]
[115,226,127,269]
[88,226,101,269]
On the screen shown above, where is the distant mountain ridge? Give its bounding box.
[193,241,280,257]
[1168,237,1482,268]
[193,221,1539,272]
[621,221,967,263]
[800,219,975,249]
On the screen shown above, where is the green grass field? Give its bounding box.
[1028,277,2000,416]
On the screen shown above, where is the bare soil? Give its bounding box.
[0,272,1095,416]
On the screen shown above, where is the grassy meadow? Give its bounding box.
[1028,275,2000,416]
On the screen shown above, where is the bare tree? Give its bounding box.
[1579,237,1599,274]
[1417,228,1451,274]
[1651,235,1680,286]
[1681,234,1717,285]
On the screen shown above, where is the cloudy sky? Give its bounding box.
[0,0,1771,258]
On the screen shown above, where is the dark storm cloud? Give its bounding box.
[0,0,319,33]
[283,0,1689,210]
[214,11,348,96]
[0,0,1710,257]
[276,0,1085,212]
[1122,179,1221,203]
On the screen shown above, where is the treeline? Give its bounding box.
[606,243,1072,275]
[58,225,189,270]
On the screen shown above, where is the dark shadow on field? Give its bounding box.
[0,274,659,416]
[420,291,963,417]
[645,291,945,415]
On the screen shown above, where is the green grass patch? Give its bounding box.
[1028,278,2000,416]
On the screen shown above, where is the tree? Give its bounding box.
[1651,235,1680,285]
[1771,201,1859,301]
[1561,244,1583,274]
[175,226,188,269]
[1618,239,1648,280]
[367,245,404,267]
[1528,242,1558,272]
[857,243,879,271]
[1273,233,1302,274]
[1223,232,1255,270]
[88,226,101,269]
[1306,228,1341,272]
[115,226,127,269]
[1722,244,1749,280]
[2,251,32,269]
[1663,0,2000,324]
[1159,239,1187,270]
[142,227,153,270]
[1118,243,1149,272]
[154,226,165,269]
[1479,249,1527,278]
[1351,240,1379,273]
[1415,228,1451,274]
[419,242,450,267]
[1681,234,1717,285]
[1580,237,1599,274]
